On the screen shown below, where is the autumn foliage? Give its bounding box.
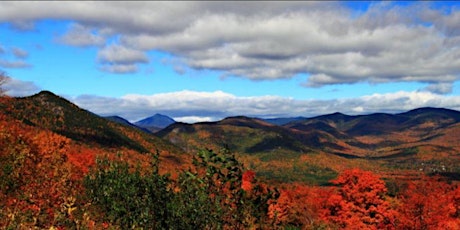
[0,113,75,227]
[268,184,332,227]
[2,93,460,229]
[321,168,398,229]
[267,169,460,229]
[397,176,460,229]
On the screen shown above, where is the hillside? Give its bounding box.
[0,91,188,172]
[158,116,360,184]
[158,108,460,182]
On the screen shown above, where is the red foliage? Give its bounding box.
[321,168,397,229]
[0,112,81,227]
[242,170,256,191]
[269,184,332,227]
[397,176,460,229]
[66,146,97,179]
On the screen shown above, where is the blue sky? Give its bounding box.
[1,1,460,122]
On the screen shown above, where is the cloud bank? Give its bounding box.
[0,2,459,89]
[72,90,460,123]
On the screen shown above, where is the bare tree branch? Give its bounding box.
[0,71,11,96]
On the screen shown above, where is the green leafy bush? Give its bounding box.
[84,153,172,228]
[84,149,278,229]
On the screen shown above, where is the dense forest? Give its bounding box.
[0,89,459,229]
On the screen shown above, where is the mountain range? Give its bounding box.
[2,90,459,184]
[156,107,460,182]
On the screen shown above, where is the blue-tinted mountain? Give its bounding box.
[135,113,176,132]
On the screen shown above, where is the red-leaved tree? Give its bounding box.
[321,168,397,229]
[398,176,460,229]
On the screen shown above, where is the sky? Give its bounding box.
[2,1,460,123]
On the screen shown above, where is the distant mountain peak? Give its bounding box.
[135,114,175,129]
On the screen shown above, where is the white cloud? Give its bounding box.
[97,44,148,65]
[1,2,460,84]
[97,44,148,73]
[72,90,460,123]
[57,23,105,47]
[3,77,41,97]
[174,116,214,124]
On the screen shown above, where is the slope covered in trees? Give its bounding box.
[158,109,460,183]
[1,91,459,229]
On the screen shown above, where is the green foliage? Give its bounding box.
[257,162,338,186]
[84,149,279,229]
[84,152,172,229]
[0,139,28,194]
[176,148,278,229]
[168,171,222,229]
[257,150,303,162]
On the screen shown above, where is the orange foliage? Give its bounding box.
[269,184,333,227]
[397,176,460,229]
[242,170,255,191]
[0,114,78,227]
[66,146,98,179]
[321,169,397,229]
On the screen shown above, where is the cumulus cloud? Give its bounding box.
[1,2,460,83]
[3,77,41,97]
[98,44,148,64]
[57,23,105,47]
[97,44,148,73]
[72,90,460,123]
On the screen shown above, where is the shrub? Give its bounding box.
[84,152,172,229]
[84,148,279,229]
